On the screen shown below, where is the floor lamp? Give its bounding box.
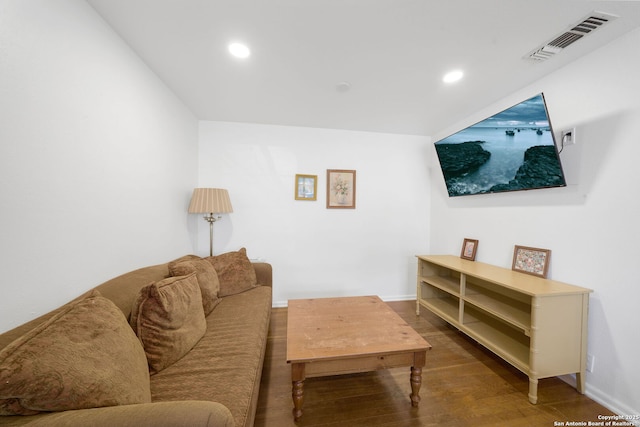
[188,188,233,256]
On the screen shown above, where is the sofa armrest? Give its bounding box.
[22,401,233,427]
[253,262,272,288]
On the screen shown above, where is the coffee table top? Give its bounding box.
[286,296,431,363]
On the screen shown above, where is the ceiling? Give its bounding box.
[87,0,640,136]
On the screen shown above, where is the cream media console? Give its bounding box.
[416,255,592,404]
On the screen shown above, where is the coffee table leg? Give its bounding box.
[410,351,426,407]
[410,366,422,406]
[291,363,305,421]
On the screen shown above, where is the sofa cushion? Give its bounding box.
[150,285,272,427]
[205,248,257,297]
[168,258,221,315]
[130,273,206,375]
[23,401,234,427]
[0,291,151,416]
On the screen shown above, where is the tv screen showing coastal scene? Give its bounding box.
[434,93,566,197]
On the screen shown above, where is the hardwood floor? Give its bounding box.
[255,300,613,427]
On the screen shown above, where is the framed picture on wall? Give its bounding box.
[460,238,479,261]
[295,174,317,201]
[512,245,551,278]
[326,169,356,209]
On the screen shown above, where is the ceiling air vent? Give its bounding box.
[526,11,618,61]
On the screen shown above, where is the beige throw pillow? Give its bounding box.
[0,291,151,416]
[167,254,201,270]
[205,248,257,297]
[168,258,221,315]
[130,273,206,375]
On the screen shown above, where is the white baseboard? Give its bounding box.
[272,300,287,308]
[272,294,416,309]
[380,294,416,302]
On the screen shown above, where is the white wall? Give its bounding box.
[429,28,640,416]
[0,0,198,332]
[198,122,430,306]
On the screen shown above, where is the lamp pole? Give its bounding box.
[204,213,221,257]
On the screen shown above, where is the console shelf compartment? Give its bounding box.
[462,306,530,372]
[464,283,531,335]
[421,275,460,296]
[417,282,460,324]
[416,254,592,404]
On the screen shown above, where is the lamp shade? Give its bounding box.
[188,188,233,214]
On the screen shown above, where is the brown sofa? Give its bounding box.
[0,250,272,427]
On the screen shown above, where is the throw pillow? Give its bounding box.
[130,273,206,375]
[205,247,257,297]
[0,291,151,416]
[168,258,221,315]
[167,254,201,271]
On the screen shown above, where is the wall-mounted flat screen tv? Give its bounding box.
[434,93,566,197]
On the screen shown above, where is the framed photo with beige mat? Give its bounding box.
[460,238,479,261]
[326,169,356,209]
[512,245,551,278]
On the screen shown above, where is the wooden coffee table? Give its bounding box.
[286,296,432,421]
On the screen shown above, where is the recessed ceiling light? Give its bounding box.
[443,70,464,84]
[228,42,250,59]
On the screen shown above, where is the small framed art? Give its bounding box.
[295,174,317,201]
[512,245,551,278]
[326,169,356,209]
[460,238,479,261]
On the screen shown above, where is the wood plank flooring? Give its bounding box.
[255,300,613,427]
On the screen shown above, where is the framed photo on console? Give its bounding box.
[460,238,479,261]
[512,245,551,278]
